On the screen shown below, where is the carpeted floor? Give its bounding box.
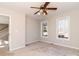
[12,41,79,56]
[0,48,13,56]
[0,41,79,56]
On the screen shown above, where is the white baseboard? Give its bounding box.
[41,40,79,50]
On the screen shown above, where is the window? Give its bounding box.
[41,21,48,38]
[56,16,70,40]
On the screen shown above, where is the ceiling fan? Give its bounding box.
[31,2,57,15]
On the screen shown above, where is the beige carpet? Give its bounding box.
[0,48,13,56]
[0,41,79,56]
[12,41,79,56]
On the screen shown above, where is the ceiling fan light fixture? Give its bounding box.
[37,10,43,15]
[43,13,46,15]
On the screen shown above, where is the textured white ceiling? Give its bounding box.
[0,2,79,16]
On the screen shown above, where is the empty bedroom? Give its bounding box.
[0,2,79,56]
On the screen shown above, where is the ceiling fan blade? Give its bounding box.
[31,7,40,9]
[46,8,57,10]
[34,10,40,15]
[44,2,50,8]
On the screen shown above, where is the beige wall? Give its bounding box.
[41,9,79,49]
[0,7,26,51]
[26,16,40,44]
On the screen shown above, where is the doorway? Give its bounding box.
[0,15,9,51]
